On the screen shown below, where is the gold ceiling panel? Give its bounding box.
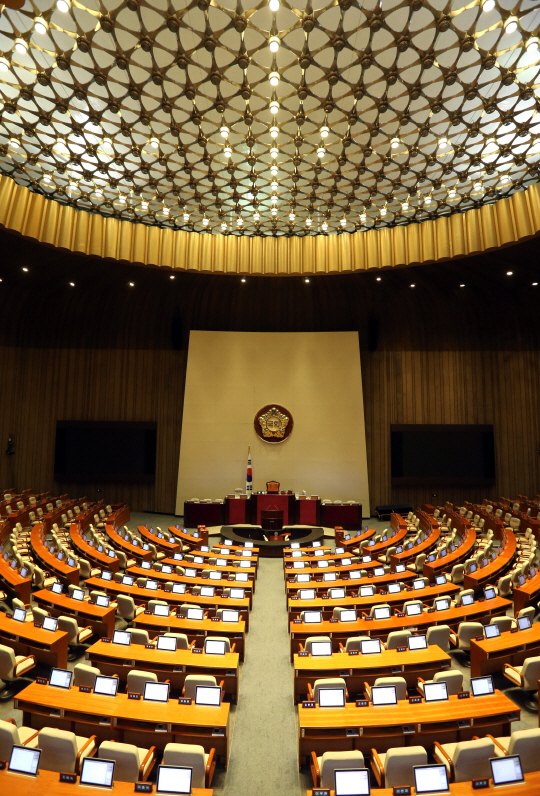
[0,0,538,240]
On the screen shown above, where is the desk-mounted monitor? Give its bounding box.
[291,543,300,549]
[423,682,448,703]
[362,556,372,564]
[157,635,177,652]
[335,547,344,554]
[484,623,500,639]
[413,579,425,590]
[435,575,446,586]
[162,565,172,574]
[318,687,345,708]
[293,562,305,570]
[297,573,311,583]
[373,606,391,620]
[146,579,158,591]
[200,586,215,598]
[42,616,58,632]
[339,609,357,623]
[122,575,134,586]
[408,634,427,651]
[184,568,197,578]
[359,586,375,597]
[518,616,532,630]
[461,593,474,606]
[144,681,170,703]
[395,564,406,573]
[72,588,85,601]
[361,639,381,655]
[405,603,422,616]
[49,667,72,689]
[388,583,401,594]
[93,675,119,697]
[317,560,329,569]
[371,685,397,706]
[172,583,186,594]
[435,598,450,612]
[329,588,346,599]
[235,572,248,582]
[193,556,204,564]
[8,745,41,777]
[187,607,204,621]
[292,551,302,558]
[113,630,131,646]
[12,608,26,623]
[413,764,450,794]
[303,610,322,624]
[96,595,110,608]
[471,675,494,696]
[221,609,240,623]
[209,571,221,581]
[101,571,112,581]
[310,641,332,657]
[154,604,170,617]
[490,755,524,786]
[156,765,192,795]
[299,589,315,600]
[324,572,338,581]
[205,639,226,656]
[349,570,362,580]
[51,582,63,594]
[314,550,325,558]
[373,567,385,577]
[195,685,221,706]
[239,561,251,569]
[141,560,151,570]
[335,768,370,796]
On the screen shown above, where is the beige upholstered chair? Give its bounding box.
[32,566,58,589]
[370,603,391,617]
[371,746,427,787]
[129,629,149,645]
[449,622,483,664]
[488,728,540,772]
[0,644,35,700]
[503,656,540,709]
[163,632,190,649]
[0,718,39,760]
[386,630,412,649]
[446,564,465,584]
[205,635,231,652]
[311,677,347,704]
[117,594,145,624]
[183,674,218,699]
[343,636,371,652]
[417,670,463,696]
[366,676,407,701]
[426,625,451,652]
[453,588,474,606]
[127,670,157,693]
[79,558,100,579]
[433,737,495,782]
[148,599,168,611]
[163,742,216,788]
[489,616,514,633]
[73,663,101,688]
[37,727,97,773]
[310,750,365,789]
[97,741,156,782]
[57,616,93,660]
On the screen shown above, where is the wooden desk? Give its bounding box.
[289,596,512,657]
[298,690,519,762]
[69,524,120,573]
[334,528,375,549]
[132,613,246,660]
[463,530,517,592]
[33,588,116,638]
[285,570,417,596]
[0,556,31,603]
[293,644,451,701]
[162,556,257,579]
[284,545,332,555]
[189,549,259,569]
[0,611,68,668]
[15,680,230,763]
[389,526,441,568]
[513,569,540,613]
[423,527,477,583]
[0,767,212,796]
[169,527,208,549]
[30,524,80,587]
[86,639,240,702]
[213,543,260,554]
[85,578,251,630]
[126,566,253,608]
[470,623,540,678]
[105,525,152,564]
[366,526,408,559]
[307,773,540,796]
[288,582,460,621]
[284,551,355,565]
[137,525,181,555]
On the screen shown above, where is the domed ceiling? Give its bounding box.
[0,0,539,237]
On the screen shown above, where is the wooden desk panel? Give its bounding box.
[285,570,417,595]
[189,549,259,568]
[0,556,31,603]
[284,551,355,565]
[513,570,540,613]
[169,527,208,549]
[293,645,451,700]
[0,767,213,796]
[0,611,68,668]
[30,524,79,586]
[298,690,518,761]
[136,525,181,555]
[162,556,257,579]
[463,530,517,592]
[126,565,255,599]
[132,613,246,660]
[470,623,540,678]
[15,680,230,763]
[423,528,476,582]
[69,524,120,573]
[334,528,375,549]
[389,526,441,568]
[105,525,152,564]
[86,639,240,701]
[33,588,116,638]
[307,774,540,796]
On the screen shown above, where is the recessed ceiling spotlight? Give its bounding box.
[22,267,28,272]
[269,36,280,53]
[304,278,310,283]
[56,0,70,11]
[504,17,518,35]
[322,221,328,231]
[241,278,246,283]
[269,0,279,10]
[482,0,495,11]
[34,17,47,34]
[269,72,280,87]
[506,271,513,276]
[376,277,381,282]
[14,38,28,55]
[69,282,75,287]
[410,283,415,288]
[532,282,538,286]
[129,282,134,287]
[459,284,465,287]
[224,145,232,158]
[169,275,175,279]
[320,125,329,139]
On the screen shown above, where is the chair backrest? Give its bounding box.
[98,741,140,783]
[426,625,451,652]
[433,669,463,695]
[266,481,280,493]
[507,729,540,773]
[415,553,426,570]
[0,719,20,761]
[127,670,157,693]
[516,606,535,623]
[183,674,217,699]
[33,606,49,624]
[129,629,149,645]
[373,676,407,700]
[344,636,371,652]
[162,743,207,789]
[206,635,231,652]
[490,616,514,632]
[164,633,189,649]
[319,751,365,789]
[73,663,101,688]
[58,616,79,644]
[521,656,540,689]
[453,738,495,782]
[0,644,17,679]
[117,595,136,620]
[455,588,474,605]
[38,728,79,772]
[386,630,412,649]
[457,622,484,648]
[385,746,428,788]
[370,603,390,617]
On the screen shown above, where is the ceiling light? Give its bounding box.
[269,71,280,87]
[43,174,51,183]
[504,17,518,35]
[69,282,75,287]
[474,181,482,191]
[14,39,27,55]
[269,0,279,10]
[269,36,280,53]
[438,137,448,148]
[317,146,325,158]
[410,283,415,288]
[460,284,465,288]
[532,282,538,286]
[390,137,400,149]
[306,218,312,226]
[320,126,329,139]
[241,277,246,282]
[289,213,295,221]
[270,147,278,159]
[119,195,126,204]
[322,221,328,231]
[254,212,260,221]
[424,196,431,205]
[380,207,387,217]
[360,213,366,223]
[163,206,169,215]
[506,271,513,276]
[271,207,277,216]
[237,217,243,225]
[270,126,279,139]
[304,278,310,283]
[10,138,19,148]
[22,267,28,272]
[448,188,456,198]
[221,222,227,230]
[183,212,189,222]
[271,195,278,204]
[224,145,232,158]
[271,181,278,190]
[203,217,208,226]
[500,174,510,183]
[141,200,148,210]
[376,277,381,282]
[56,0,70,11]
[129,282,134,287]
[269,100,279,115]
[220,126,229,138]
[271,165,278,176]
[95,187,103,196]
[170,274,175,279]
[150,137,159,148]
[526,37,539,53]
[0,58,8,71]
[340,218,346,227]
[34,17,47,34]
[482,0,495,11]
[402,202,409,211]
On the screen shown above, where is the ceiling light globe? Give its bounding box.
[270,126,279,139]
[43,174,51,183]
[34,17,47,34]
[390,137,400,149]
[482,0,495,11]
[224,145,232,158]
[271,165,278,176]
[271,195,278,205]
[380,208,387,217]
[95,187,103,197]
[163,206,169,215]
[269,36,280,53]
[141,201,148,209]
[500,174,510,183]
[527,37,539,53]
[10,138,19,148]
[220,126,229,138]
[340,218,346,227]
[269,71,280,87]
[424,196,431,205]
[183,213,189,222]
[438,137,448,148]
[237,217,243,225]
[221,222,227,230]
[14,38,28,55]
[271,181,278,190]
[317,146,325,158]
[504,17,518,34]
[203,217,209,226]
[270,147,278,159]
[269,0,279,10]
[150,137,159,148]
[271,207,277,216]
[448,188,456,198]
[402,202,409,211]
[474,181,482,191]
[254,212,260,221]
[306,218,312,226]
[320,125,329,138]
[289,213,295,221]
[322,221,328,231]
[56,0,70,12]
[269,100,279,115]
[360,213,366,223]
[0,57,9,71]
[119,195,126,204]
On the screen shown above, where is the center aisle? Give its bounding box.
[223,557,301,796]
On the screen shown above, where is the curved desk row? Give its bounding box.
[423,527,477,583]
[162,556,257,579]
[463,529,517,592]
[389,525,441,569]
[126,565,254,606]
[285,569,418,595]
[30,524,79,587]
[470,622,540,678]
[33,588,116,638]
[69,523,121,573]
[132,613,246,660]
[137,525,181,556]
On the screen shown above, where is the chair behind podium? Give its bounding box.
[266,481,280,493]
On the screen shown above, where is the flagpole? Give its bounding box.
[246,446,253,495]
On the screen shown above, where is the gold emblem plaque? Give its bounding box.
[254,405,293,444]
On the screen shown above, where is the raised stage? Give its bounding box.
[220,525,324,557]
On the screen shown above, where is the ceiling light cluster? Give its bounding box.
[0,0,537,238]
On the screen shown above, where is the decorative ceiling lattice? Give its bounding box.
[0,0,539,237]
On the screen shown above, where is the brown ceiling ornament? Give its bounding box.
[254,404,293,444]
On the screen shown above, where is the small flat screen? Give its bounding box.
[200,586,215,598]
[141,561,151,570]
[49,667,72,689]
[216,559,227,567]
[162,565,172,574]
[235,572,248,582]
[360,586,375,597]
[122,576,134,586]
[428,554,437,562]
[371,685,397,706]
[154,604,170,617]
[173,553,183,561]
[311,641,332,657]
[79,758,115,788]
[324,572,338,581]
[339,610,357,622]
[97,545,103,553]
[223,538,232,544]
[146,580,158,591]
[313,542,322,548]
[361,639,381,655]
[205,639,226,655]
[423,682,448,702]
[406,603,422,616]
[471,675,494,696]
[395,564,406,573]
[318,687,345,708]
[303,611,322,624]
[221,609,240,623]
[101,571,112,581]
[373,606,391,620]
[461,593,474,606]
[292,551,302,559]
[184,568,197,577]
[299,589,316,600]
[93,675,119,697]
[373,567,385,577]
[144,681,170,702]
[341,558,352,566]
[52,582,63,594]
[244,542,254,548]
[157,635,177,651]
[518,616,532,630]
[388,583,401,594]
[484,587,496,600]
[362,556,372,564]
[113,630,131,646]
[172,583,186,594]
[72,588,85,601]
[209,571,221,581]
[435,599,450,612]
[414,764,450,794]
[229,588,245,600]
[413,579,424,590]
[318,561,329,569]
[293,562,305,570]
[187,607,204,620]
[68,557,75,567]
[490,755,524,786]
[408,634,427,650]
[8,745,41,776]
[43,616,58,632]
[12,608,26,623]
[335,547,344,554]
[435,575,446,586]
[335,768,370,796]
[484,623,500,639]
[330,588,346,599]
[96,595,110,608]
[193,556,204,564]
[239,561,251,569]
[297,573,311,583]
[195,685,221,706]
[156,765,192,795]
[469,562,477,573]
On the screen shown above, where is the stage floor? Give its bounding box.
[220,525,324,557]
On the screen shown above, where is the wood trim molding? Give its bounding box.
[1,175,539,275]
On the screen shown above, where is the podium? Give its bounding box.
[261,510,283,531]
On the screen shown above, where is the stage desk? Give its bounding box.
[293,644,451,701]
[298,690,519,762]
[0,767,213,796]
[137,526,181,556]
[132,613,246,660]
[125,565,255,600]
[470,623,540,678]
[15,680,230,763]
[69,525,120,573]
[289,596,512,657]
[0,611,68,668]
[285,570,417,597]
[86,639,240,702]
[307,773,540,796]
[250,493,295,526]
[33,588,116,638]
[513,570,540,613]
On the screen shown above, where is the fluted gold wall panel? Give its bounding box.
[1,176,539,275]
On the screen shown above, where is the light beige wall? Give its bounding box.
[175,331,370,516]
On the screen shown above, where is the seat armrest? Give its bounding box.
[449,631,458,646]
[22,729,40,745]
[5,718,16,726]
[298,643,305,652]
[75,735,97,773]
[139,746,156,781]
[338,642,345,652]
[310,751,320,787]
[364,682,372,700]
[307,683,314,700]
[14,655,36,676]
[503,663,523,683]
[486,734,508,754]
[134,605,145,617]
[370,748,385,787]
[433,741,455,781]
[230,643,236,653]
[205,748,216,787]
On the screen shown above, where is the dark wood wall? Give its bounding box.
[0,227,539,513]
